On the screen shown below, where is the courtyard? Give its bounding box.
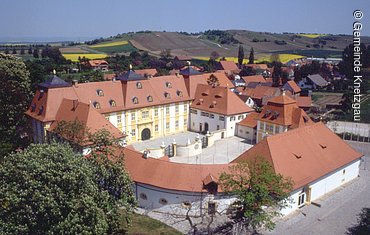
[131,131,253,164]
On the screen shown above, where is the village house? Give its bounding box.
[298,74,328,90]
[189,84,253,137]
[87,59,109,71]
[256,92,313,143]
[235,111,258,143]
[282,80,301,96]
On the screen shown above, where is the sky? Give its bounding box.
[0,0,369,41]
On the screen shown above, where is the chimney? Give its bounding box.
[72,79,78,87]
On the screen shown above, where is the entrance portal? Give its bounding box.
[141,128,151,141]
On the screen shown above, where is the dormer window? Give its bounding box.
[215,94,222,98]
[38,106,44,115]
[31,103,36,112]
[38,90,44,100]
[164,92,171,99]
[132,97,139,104]
[165,82,172,88]
[147,95,153,102]
[97,89,104,96]
[93,101,101,109]
[109,100,116,107]
[136,82,142,89]
[176,90,183,97]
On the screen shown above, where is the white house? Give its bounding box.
[189,84,254,137]
[297,74,328,90]
[233,122,363,215]
[236,112,258,144]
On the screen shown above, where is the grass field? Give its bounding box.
[298,34,327,38]
[127,213,181,235]
[89,40,128,48]
[62,53,107,62]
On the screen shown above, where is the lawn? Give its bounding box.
[127,213,182,235]
[91,43,137,54]
[298,34,327,38]
[62,53,107,62]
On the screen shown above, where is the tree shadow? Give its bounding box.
[346,208,370,235]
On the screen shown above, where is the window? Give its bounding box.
[142,111,149,119]
[182,201,192,208]
[343,169,346,174]
[31,103,36,112]
[159,198,168,205]
[190,109,198,114]
[184,119,187,126]
[38,91,44,100]
[219,116,225,121]
[131,129,136,136]
[155,125,159,132]
[266,124,274,133]
[259,122,264,130]
[132,97,138,104]
[166,106,170,115]
[175,120,179,128]
[175,105,179,113]
[147,95,153,102]
[38,105,44,115]
[208,202,216,215]
[97,89,104,96]
[201,112,209,117]
[166,122,170,130]
[275,125,279,133]
[131,112,135,121]
[164,92,171,99]
[139,193,147,200]
[177,90,183,97]
[136,82,142,89]
[117,116,121,124]
[298,191,306,208]
[154,109,158,117]
[165,82,172,88]
[210,114,215,119]
[229,116,236,121]
[217,125,220,130]
[110,99,116,107]
[93,101,101,109]
[105,116,109,121]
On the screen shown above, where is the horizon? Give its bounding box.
[1,0,369,42]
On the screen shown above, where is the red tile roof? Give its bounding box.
[123,147,231,192]
[233,122,363,190]
[219,61,239,71]
[242,75,267,84]
[256,93,313,127]
[295,96,312,108]
[88,60,108,67]
[48,99,123,145]
[285,80,301,93]
[245,64,268,70]
[191,84,253,115]
[237,112,259,128]
[134,68,158,77]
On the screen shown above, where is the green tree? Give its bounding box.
[0,53,32,155]
[220,158,293,233]
[28,47,33,54]
[272,61,282,87]
[207,74,220,87]
[33,48,39,58]
[12,48,17,54]
[238,45,244,67]
[248,47,255,64]
[0,141,136,234]
[20,48,25,55]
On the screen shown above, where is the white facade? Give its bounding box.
[281,159,361,215]
[190,108,249,137]
[135,183,236,215]
[236,124,256,144]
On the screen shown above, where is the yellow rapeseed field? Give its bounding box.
[193,54,304,64]
[62,53,107,62]
[298,34,327,38]
[89,40,128,48]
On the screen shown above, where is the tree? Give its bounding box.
[210,51,220,61]
[0,53,32,155]
[272,62,282,87]
[12,48,17,54]
[207,74,220,87]
[0,141,136,234]
[220,158,293,233]
[238,45,244,67]
[28,47,33,54]
[160,49,172,62]
[248,47,255,64]
[270,54,280,63]
[33,48,39,58]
